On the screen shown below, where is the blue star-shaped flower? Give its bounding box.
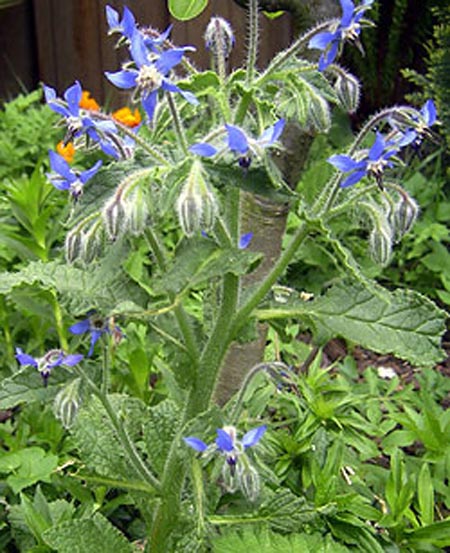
[184,424,267,469]
[15,347,83,385]
[105,31,198,121]
[328,132,399,188]
[69,313,122,357]
[44,81,120,158]
[46,151,102,199]
[395,99,438,148]
[190,119,285,167]
[309,0,374,71]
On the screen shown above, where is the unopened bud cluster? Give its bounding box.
[390,192,419,242]
[176,160,218,237]
[334,71,361,114]
[204,17,234,60]
[54,377,82,428]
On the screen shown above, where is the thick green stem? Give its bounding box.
[149,271,239,551]
[51,292,68,351]
[74,365,161,492]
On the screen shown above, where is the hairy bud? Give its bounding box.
[335,72,361,114]
[237,462,261,502]
[81,223,103,263]
[392,193,419,242]
[204,17,234,59]
[65,228,84,263]
[176,160,218,237]
[307,95,331,133]
[369,224,393,267]
[102,192,128,241]
[127,188,149,236]
[54,377,81,428]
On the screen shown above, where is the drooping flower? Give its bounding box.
[112,106,142,128]
[190,119,285,168]
[15,347,83,385]
[56,140,75,163]
[394,99,438,148]
[46,151,102,200]
[105,30,198,121]
[184,424,266,471]
[43,81,120,158]
[328,131,399,188]
[69,313,123,357]
[309,0,374,71]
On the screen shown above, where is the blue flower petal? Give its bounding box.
[62,353,84,366]
[15,347,38,367]
[121,6,136,39]
[309,31,336,50]
[422,99,437,126]
[258,119,285,146]
[368,132,386,161]
[105,69,137,90]
[340,0,356,28]
[130,31,149,68]
[340,169,366,188]
[105,5,119,30]
[142,90,158,121]
[225,125,249,154]
[80,160,103,184]
[189,143,217,157]
[49,151,76,182]
[69,319,91,335]
[64,81,82,116]
[238,232,253,250]
[155,48,187,75]
[183,437,208,452]
[216,429,234,452]
[242,425,267,448]
[327,154,362,172]
[318,40,339,71]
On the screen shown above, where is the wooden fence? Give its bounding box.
[1,0,293,105]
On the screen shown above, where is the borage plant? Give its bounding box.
[0,0,447,551]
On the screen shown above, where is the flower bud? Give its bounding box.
[369,224,393,267]
[237,462,261,502]
[126,188,149,236]
[334,72,361,114]
[102,192,128,241]
[176,160,218,237]
[307,95,331,133]
[65,228,84,263]
[204,17,234,59]
[392,193,419,242]
[54,377,81,428]
[81,223,103,263]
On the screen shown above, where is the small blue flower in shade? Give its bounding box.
[69,313,123,357]
[15,347,83,385]
[309,0,374,71]
[189,119,285,168]
[328,132,399,188]
[46,151,102,200]
[395,99,438,148]
[184,424,266,473]
[238,232,253,250]
[105,30,198,121]
[43,81,120,158]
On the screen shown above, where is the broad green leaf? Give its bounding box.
[168,0,208,20]
[256,281,446,367]
[43,512,133,553]
[406,518,450,546]
[0,447,58,494]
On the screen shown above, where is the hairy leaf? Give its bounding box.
[43,512,133,552]
[257,281,446,366]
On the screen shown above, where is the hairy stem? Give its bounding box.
[246,0,260,85]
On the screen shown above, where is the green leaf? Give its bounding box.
[0,447,58,494]
[406,518,450,547]
[168,0,208,20]
[417,463,434,526]
[42,512,133,552]
[212,527,352,552]
[256,281,446,367]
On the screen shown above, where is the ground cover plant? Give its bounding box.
[0,0,449,551]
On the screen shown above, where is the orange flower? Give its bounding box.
[112,106,142,128]
[79,90,100,111]
[56,141,75,163]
